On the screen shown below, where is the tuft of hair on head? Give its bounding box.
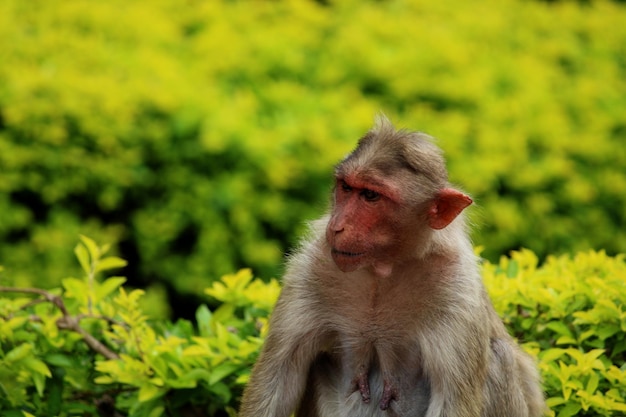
[371,112,395,134]
[339,114,449,200]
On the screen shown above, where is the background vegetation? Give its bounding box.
[1,0,625,414]
[1,0,624,317]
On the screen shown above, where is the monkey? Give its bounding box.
[238,115,545,417]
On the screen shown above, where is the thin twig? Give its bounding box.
[0,286,68,315]
[0,286,119,360]
[76,313,128,329]
[56,316,119,360]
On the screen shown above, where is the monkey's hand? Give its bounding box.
[352,369,371,404]
[379,379,398,411]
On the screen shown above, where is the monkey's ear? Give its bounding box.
[428,188,473,230]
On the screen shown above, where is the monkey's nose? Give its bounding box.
[328,218,345,234]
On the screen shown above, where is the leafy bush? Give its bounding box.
[1,238,625,416]
[484,249,626,417]
[0,0,625,310]
[0,237,277,416]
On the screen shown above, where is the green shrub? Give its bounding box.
[1,238,625,416]
[484,249,626,417]
[0,0,625,315]
[0,237,276,416]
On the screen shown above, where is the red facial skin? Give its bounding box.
[326,173,406,274]
[326,174,472,275]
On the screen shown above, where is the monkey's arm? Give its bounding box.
[239,283,325,417]
[420,315,489,417]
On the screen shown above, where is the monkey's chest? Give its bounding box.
[312,282,430,416]
[331,282,422,339]
[331,294,425,382]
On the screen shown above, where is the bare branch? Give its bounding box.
[76,313,128,329]
[0,286,119,360]
[57,316,119,360]
[0,286,68,315]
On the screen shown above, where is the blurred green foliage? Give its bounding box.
[0,0,625,309]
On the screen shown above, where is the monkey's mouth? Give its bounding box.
[331,249,365,258]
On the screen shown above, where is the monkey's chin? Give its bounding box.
[334,262,361,273]
[332,258,394,278]
[331,249,366,273]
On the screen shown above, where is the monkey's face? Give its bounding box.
[326,174,416,273]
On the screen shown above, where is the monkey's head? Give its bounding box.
[325,115,472,276]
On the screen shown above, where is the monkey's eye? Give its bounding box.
[361,189,381,202]
[340,181,353,193]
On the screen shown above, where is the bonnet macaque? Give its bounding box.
[239,116,545,417]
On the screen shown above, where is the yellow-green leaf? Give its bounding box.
[96,256,128,274]
[96,277,127,301]
[31,372,46,396]
[80,235,101,262]
[586,372,599,394]
[5,343,33,363]
[74,243,91,276]
[23,357,52,378]
[147,407,165,417]
[138,383,164,402]
[209,363,240,385]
